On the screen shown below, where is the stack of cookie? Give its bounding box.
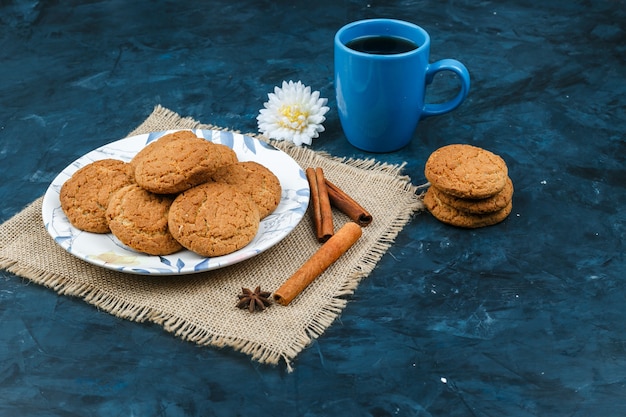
[59,130,281,257]
[423,144,513,228]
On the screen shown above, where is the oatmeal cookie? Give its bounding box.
[106,184,183,255]
[210,161,282,219]
[59,159,134,233]
[431,176,514,214]
[425,144,508,199]
[168,182,260,257]
[132,131,237,194]
[128,130,199,176]
[424,186,512,228]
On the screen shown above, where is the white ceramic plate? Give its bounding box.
[42,129,310,275]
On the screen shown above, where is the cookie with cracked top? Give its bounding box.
[128,130,199,176]
[210,161,282,219]
[425,144,508,199]
[131,131,237,194]
[106,183,183,255]
[168,182,260,257]
[59,159,134,233]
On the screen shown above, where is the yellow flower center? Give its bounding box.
[278,104,309,132]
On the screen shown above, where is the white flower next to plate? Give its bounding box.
[257,80,330,146]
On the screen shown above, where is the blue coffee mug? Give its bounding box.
[335,19,470,152]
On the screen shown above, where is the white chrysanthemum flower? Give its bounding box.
[257,80,330,146]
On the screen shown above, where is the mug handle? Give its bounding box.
[421,59,471,118]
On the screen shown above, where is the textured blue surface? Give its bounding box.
[1,0,625,415]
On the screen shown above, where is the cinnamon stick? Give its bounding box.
[305,167,334,242]
[273,222,362,306]
[325,179,373,227]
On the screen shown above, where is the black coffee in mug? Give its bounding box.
[345,35,419,55]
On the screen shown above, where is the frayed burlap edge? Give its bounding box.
[0,105,425,371]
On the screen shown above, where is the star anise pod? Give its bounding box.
[236,286,272,313]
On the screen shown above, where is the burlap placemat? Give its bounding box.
[0,105,424,371]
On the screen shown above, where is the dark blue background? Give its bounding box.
[1,1,625,415]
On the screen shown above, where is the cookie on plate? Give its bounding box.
[131,131,237,194]
[106,184,183,255]
[424,186,512,228]
[168,182,260,257]
[431,176,514,215]
[59,159,134,233]
[210,161,282,219]
[128,130,199,176]
[425,144,508,199]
